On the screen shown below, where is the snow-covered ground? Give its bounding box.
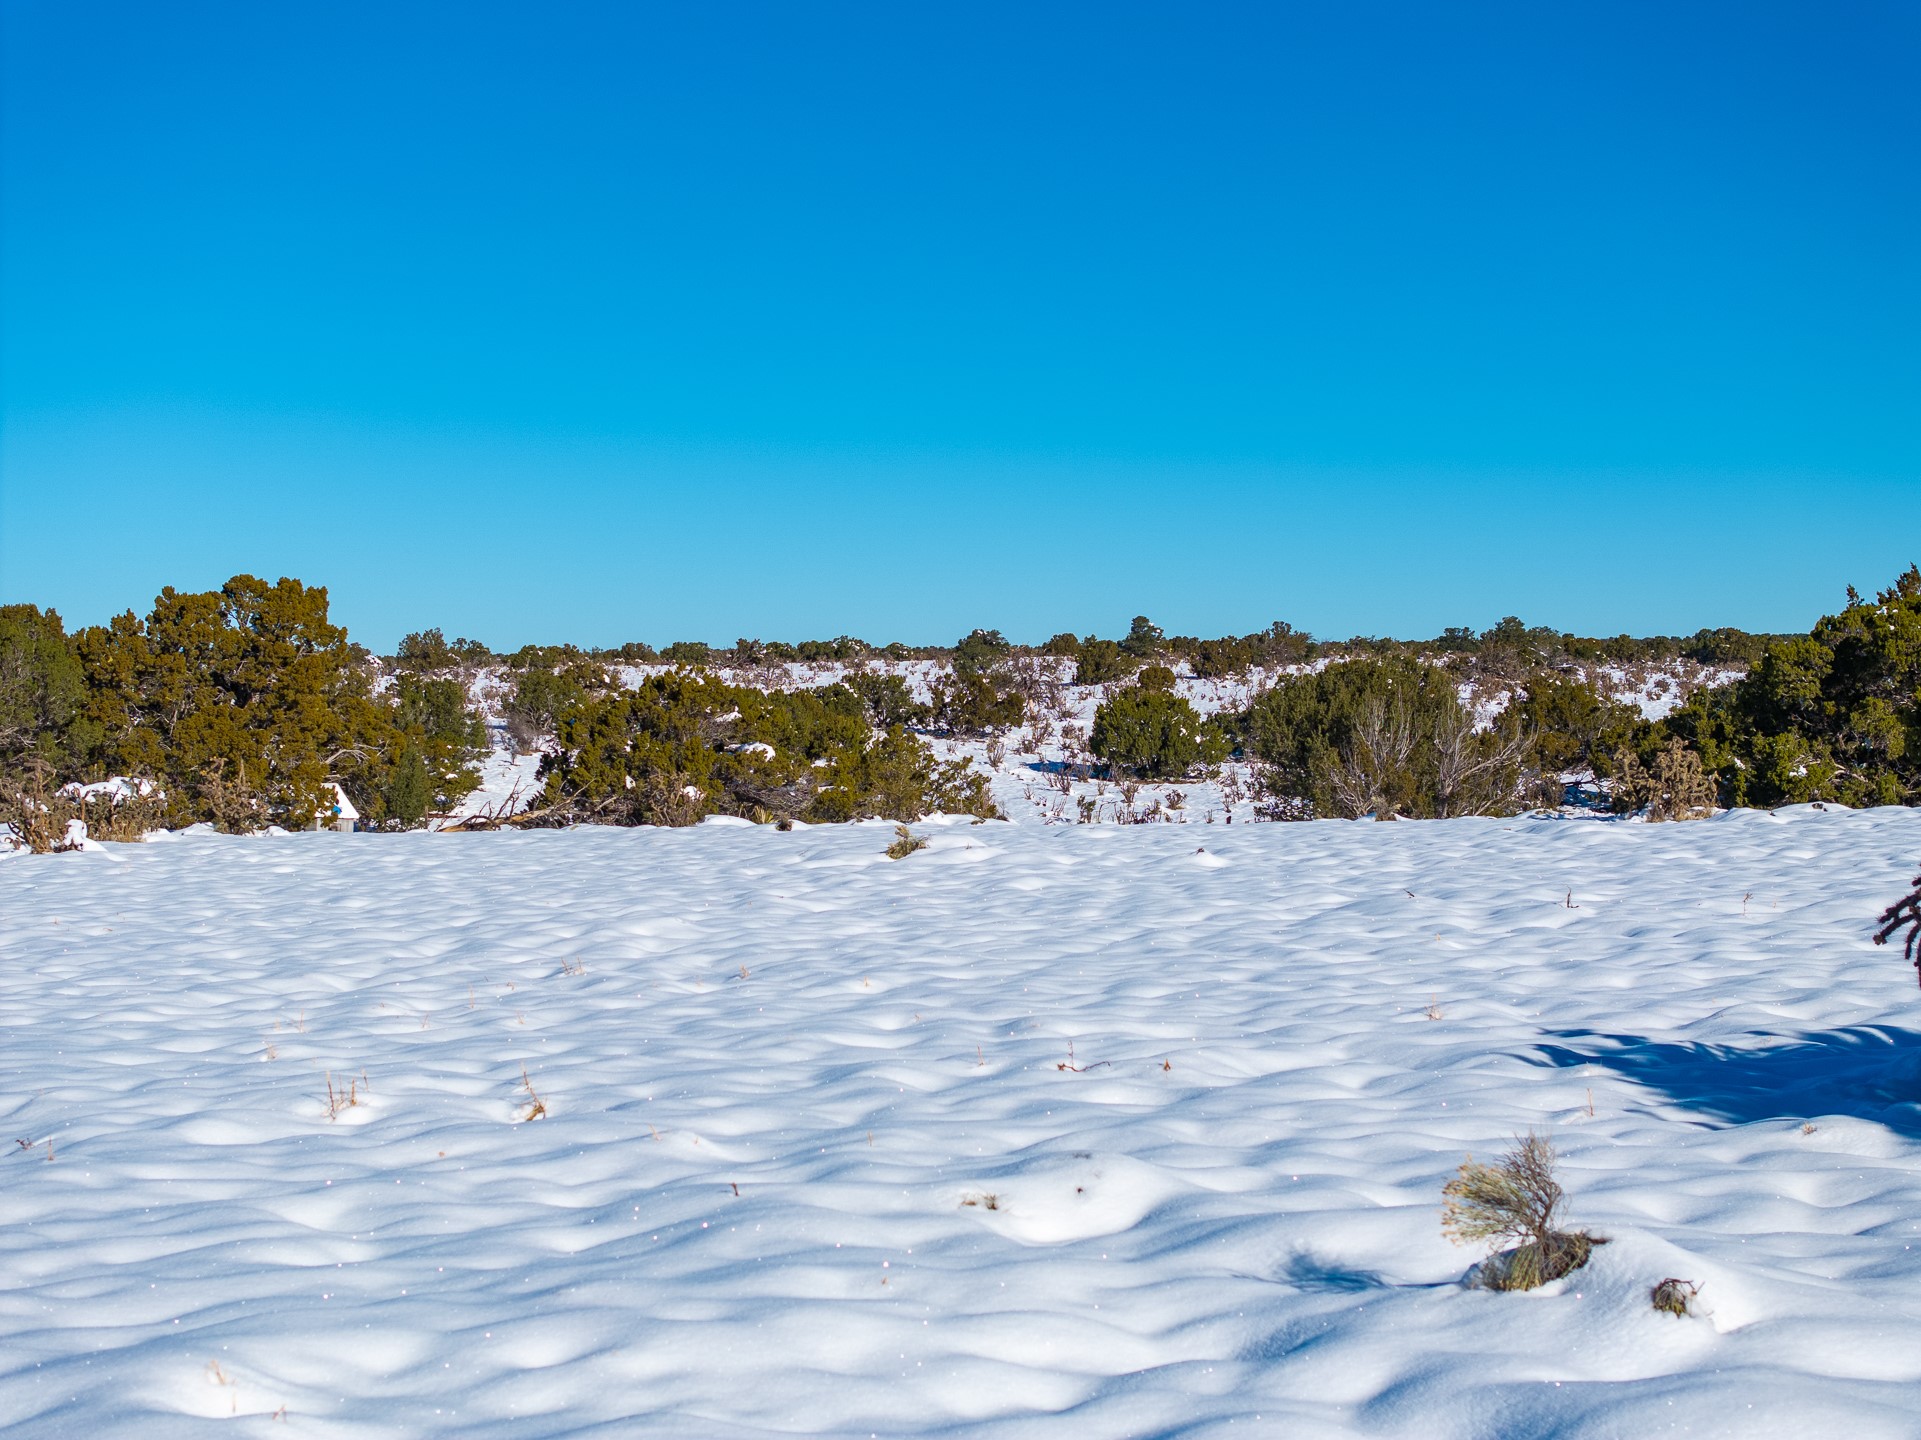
[4,806,1920,1436]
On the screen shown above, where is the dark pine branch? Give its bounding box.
[1874,873,1921,986]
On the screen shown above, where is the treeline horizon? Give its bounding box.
[390,614,1793,677]
[3,565,1916,846]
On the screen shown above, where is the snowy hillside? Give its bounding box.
[3,807,1919,1436]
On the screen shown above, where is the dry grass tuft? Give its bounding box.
[1650,1276,1701,1317]
[885,824,928,860]
[960,1192,1000,1211]
[323,1071,365,1120]
[1443,1131,1599,1291]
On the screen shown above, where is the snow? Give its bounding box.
[58,777,158,803]
[4,805,1920,1435]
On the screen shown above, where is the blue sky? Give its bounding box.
[3,2,1915,651]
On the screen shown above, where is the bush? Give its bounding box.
[1610,736,1717,820]
[72,576,408,829]
[660,641,713,666]
[1190,636,1260,678]
[804,636,871,661]
[1511,674,1643,776]
[843,671,930,728]
[1442,1132,1595,1292]
[394,628,488,670]
[504,662,603,753]
[1660,566,1921,808]
[526,671,997,827]
[1119,615,1164,659]
[885,823,927,859]
[952,628,1011,677]
[0,604,91,773]
[1245,658,1537,819]
[930,670,1026,736]
[1091,676,1226,778]
[1175,622,1312,677]
[1072,637,1137,686]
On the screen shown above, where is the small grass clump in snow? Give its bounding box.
[885,824,927,860]
[1650,1277,1701,1318]
[1443,1131,1598,1291]
[323,1070,365,1121]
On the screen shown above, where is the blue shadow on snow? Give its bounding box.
[1531,1025,1921,1138]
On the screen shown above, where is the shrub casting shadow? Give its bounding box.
[1532,1025,1921,1138]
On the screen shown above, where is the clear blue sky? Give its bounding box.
[3,1,1915,651]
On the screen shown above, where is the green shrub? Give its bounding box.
[660,641,713,666]
[526,672,996,827]
[1119,615,1164,659]
[843,671,930,728]
[1511,674,1643,776]
[1072,637,1138,685]
[394,628,489,670]
[377,674,489,822]
[1659,565,1921,808]
[1091,677,1226,778]
[1190,636,1260,678]
[383,747,437,827]
[797,636,870,661]
[952,628,1011,677]
[504,662,602,753]
[71,576,408,829]
[930,670,1026,735]
[0,604,92,773]
[1245,657,1536,819]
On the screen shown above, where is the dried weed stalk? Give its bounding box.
[323,1071,366,1120]
[517,1065,548,1121]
